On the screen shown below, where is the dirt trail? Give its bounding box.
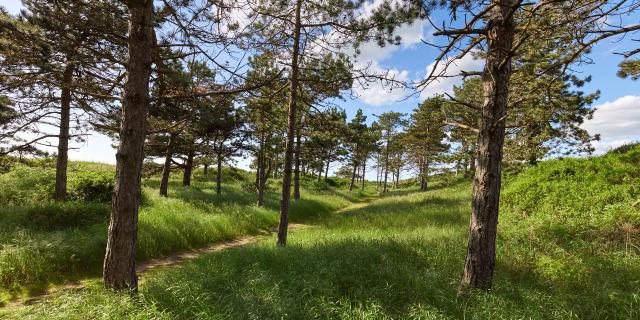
[137,223,310,276]
[3,223,310,309]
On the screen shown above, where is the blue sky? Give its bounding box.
[3,0,639,168]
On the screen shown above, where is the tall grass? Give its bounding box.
[0,163,367,299]
[3,147,639,319]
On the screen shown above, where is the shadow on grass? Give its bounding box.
[142,233,640,319]
[142,237,466,319]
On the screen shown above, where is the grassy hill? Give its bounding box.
[0,159,371,302]
[1,146,639,318]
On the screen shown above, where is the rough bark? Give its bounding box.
[349,162,357,191]
[421,160,429,191]
[293,119,302,201]
[460,0,515,290]
[182,147,194,187]
[277,0,302,246]
[54,62,75,202]
[103,0,153,292]
[159,132,175,197]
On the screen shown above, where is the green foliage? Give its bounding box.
[617,59,640,80]
[15,176,638,319]
[502,144,640,243]
[4,152,639,318]
[67,171,114,202]
[0,163,114,204]
[325,176,349,187]
[0,161,365,296]
[0,165,56,204]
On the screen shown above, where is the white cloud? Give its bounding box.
[355,20,431,63]
[419,53,484,99]
[582,95,640,153]
[353,61,411,106]
[349,13,431,106]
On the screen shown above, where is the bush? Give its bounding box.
[68,171,114,203]
[0,164,115,204]
[0,165,55,204]
[310,180,330,191]
[325,177,348,187]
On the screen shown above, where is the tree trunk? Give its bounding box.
[257,151,267,206]
[216,153,222,195]
[376,162,381,189]
[293,119,302,201]
[382,163,389,192]
[460,0,515,291]
[361,157,366,190]
[461,141,468,177]
[103,0,153,292]
[256,135,265,205]
[422,160,429,191]
[273,153,278,179]
[255,154,261,190]
[391,171,396,189]
[395,167,400,188]
[159,132,175,197]
[54,63,75,202]
[324,158,330,179]
[277,0,302,246]
[203,163,209,176]
[469,149,476,173]
[182,147,194,187]
[349,162,357,191]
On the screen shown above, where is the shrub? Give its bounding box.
[68,171,114,203]
[0,165,55,204]
[0,164,115,204]
[325,177,348,187]
[310,180,331,191]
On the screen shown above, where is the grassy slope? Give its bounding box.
[3,147,640,319]
[0,162,366,301]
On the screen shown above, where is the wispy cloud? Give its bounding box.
[582,95,640,153]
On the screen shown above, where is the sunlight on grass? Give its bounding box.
[2,147,639,319]
[0,166,368,300]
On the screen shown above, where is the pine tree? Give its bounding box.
[406,97,449,191]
